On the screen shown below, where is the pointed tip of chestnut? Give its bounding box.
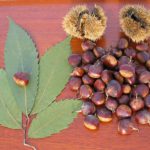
[13,72,30,87]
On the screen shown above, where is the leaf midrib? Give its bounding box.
[13,26,28,116]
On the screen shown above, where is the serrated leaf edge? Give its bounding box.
[5,18,39,116]
[31,36,71,114]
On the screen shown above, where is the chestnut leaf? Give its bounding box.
[28,100,81,138]
[0,69,22,129]
[5,18,39,116]
[31,37,72,114]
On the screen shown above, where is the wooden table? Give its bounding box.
[0,0,150,150]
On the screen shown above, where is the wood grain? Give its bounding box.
[0,1,150,150]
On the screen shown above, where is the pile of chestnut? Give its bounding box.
[68,38,150,135]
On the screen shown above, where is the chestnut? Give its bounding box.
[93,47,105,58]
[118,118,139,135]
[101,70,113,84]
[118,56,130,67]
[136,52,149,64]
[84,115,99,130]
[94,79,105,91]
[105,98,118,112]
[13,72,30,87]
[105,80,122,98]
[132,84,149,98]
[91,92,106,106]
[79,85,93,99]
[82,50,95,64]
[116,105,132,118]
[81,40,96,51]
[135,109,150,125]
[68,77,82,91]
[88,63,103,78]
[129,97,144,111]
[81,101,96,115]
[97,107,113,122]
[124,48,136,59]
[82,74,94,85]
[68,54,81,67]
[119,64,135,78]
[139,71,150,84]
[102,55,118,68]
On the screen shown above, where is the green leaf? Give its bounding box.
[31,37,72,114]
[0,69,22,129]
[4,18,39,116]
[28,100,81,138]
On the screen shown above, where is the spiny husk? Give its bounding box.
[62,5,107,41]
[84,5,107,41]
[62,5,88,39]
[120,5,150,43]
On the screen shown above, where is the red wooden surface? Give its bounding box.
[0,0,150,150]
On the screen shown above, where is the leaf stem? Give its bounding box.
[23,116,37,150]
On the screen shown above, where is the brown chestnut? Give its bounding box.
[118,118,139,135]
[129,97,144,111]
[82,74,94,85]
[94,79,105,92]
[105,80,122,98]
[82,50,95,64]
[132,84,149,98]
[101,70,113,84]
[79,85,93,99]
[119,64,135,78]
[91,92,106,106]
[81,101,96,115]
[84,115,99,130]
[88,63,103,78]
[68,54,81,67]
[93,47,105,58]
[81,40,96,51]
[105,98,118,112]
[139,71,150,84]
[116,105,132,118]
[97,107,113,122]
[68,77,82,91]
[102,55,118,68]
[135,109,150,125]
